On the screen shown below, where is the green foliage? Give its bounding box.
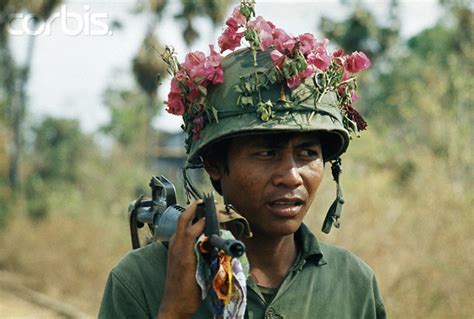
[101,88,158,147]
[0,98,11,229]
[364,10,473,177]
[176,0,232,46]
[320,4,399,60]
[24,175,48,220]
[132,32,167,96]
[407,25,456,61]
[149,0,168,15]
[23,117,92,220]
[31,117,88,182]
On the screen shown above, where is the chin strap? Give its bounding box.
[322,158,345,234]
[182,161,204,204]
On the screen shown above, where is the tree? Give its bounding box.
[132,31,167,150]
[0,0,62,193]
[367,2,472,168]
[320,1,400,61]
[24,117,91,219]
[30,117,88,182]
[101,88,155,148]
[0,96,11,227]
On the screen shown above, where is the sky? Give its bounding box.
[8,0,444,134]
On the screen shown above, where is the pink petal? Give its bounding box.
[231,6,246,26]
[273,28,296,53]
[307,51,331,71]
[166,94,186,115]
[297,33,316,55]
[218,27,244,53]
[345,51,371,73]
[270,49,285,69]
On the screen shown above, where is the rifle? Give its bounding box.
[128,175,246,258]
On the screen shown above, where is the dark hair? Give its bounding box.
[201,138,231,195]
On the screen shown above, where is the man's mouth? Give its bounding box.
[269,200,304,207]
[267,198,305,217]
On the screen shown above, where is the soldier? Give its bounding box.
[100,2,385,318]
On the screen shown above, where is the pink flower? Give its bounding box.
[166,95,186,115]
[297,33,316,55]
[186,82,201,102]
[207,45,224,84]
[337,69,351,97]
[166,77,186,115]
[248,16,275,51]
[345,51,371,73]
[182,51,207,79]
[287,65,314,88]
[272,28,296,53]
[211,67,224,85]
[207,45,222,67]
[181,46,224,86]
[225,16,239,29]
[331,48,345,66]
[307,50,331,71]
[169,73,183,94]
[303,38,330,71]
[230,6,246,26]
[332,48,345,58]
[351,90,359,102]
[342,69,350,81]
[192,115,205,140]
[270,49,285,69]
[218,27,244,53]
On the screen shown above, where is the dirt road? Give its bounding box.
[1,288,64,318]
[0,271,92,319]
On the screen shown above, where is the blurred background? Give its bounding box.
[0,0,472,318]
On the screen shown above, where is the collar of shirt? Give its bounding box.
[292,223,327,270]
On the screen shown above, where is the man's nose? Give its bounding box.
[272,154,303,188]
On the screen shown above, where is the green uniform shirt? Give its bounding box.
[99,224,386,318]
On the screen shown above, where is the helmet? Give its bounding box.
[187,47,350,164]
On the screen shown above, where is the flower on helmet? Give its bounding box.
[345,51,371,73]
[247,16,275,51]
[272,28,296,53]
[163,44,224,140]
[163,0,372,149]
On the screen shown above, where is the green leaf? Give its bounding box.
[241,96,254,106]
[211,106,219,123]
[197,85,207,96]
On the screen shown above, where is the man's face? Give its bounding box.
[206,132,324,238]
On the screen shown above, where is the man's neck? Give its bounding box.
[244,233,298,289]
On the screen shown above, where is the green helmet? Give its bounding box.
[187,48,350,164]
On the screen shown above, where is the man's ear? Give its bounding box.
[203,157,223,181]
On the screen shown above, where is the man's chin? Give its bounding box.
[250,219,303,239]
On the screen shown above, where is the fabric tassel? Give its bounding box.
[322,158,345,234]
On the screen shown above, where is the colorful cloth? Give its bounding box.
[194,230,249,319]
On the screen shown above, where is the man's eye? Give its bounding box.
[256,150,276,157]
[300,149,320,158]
